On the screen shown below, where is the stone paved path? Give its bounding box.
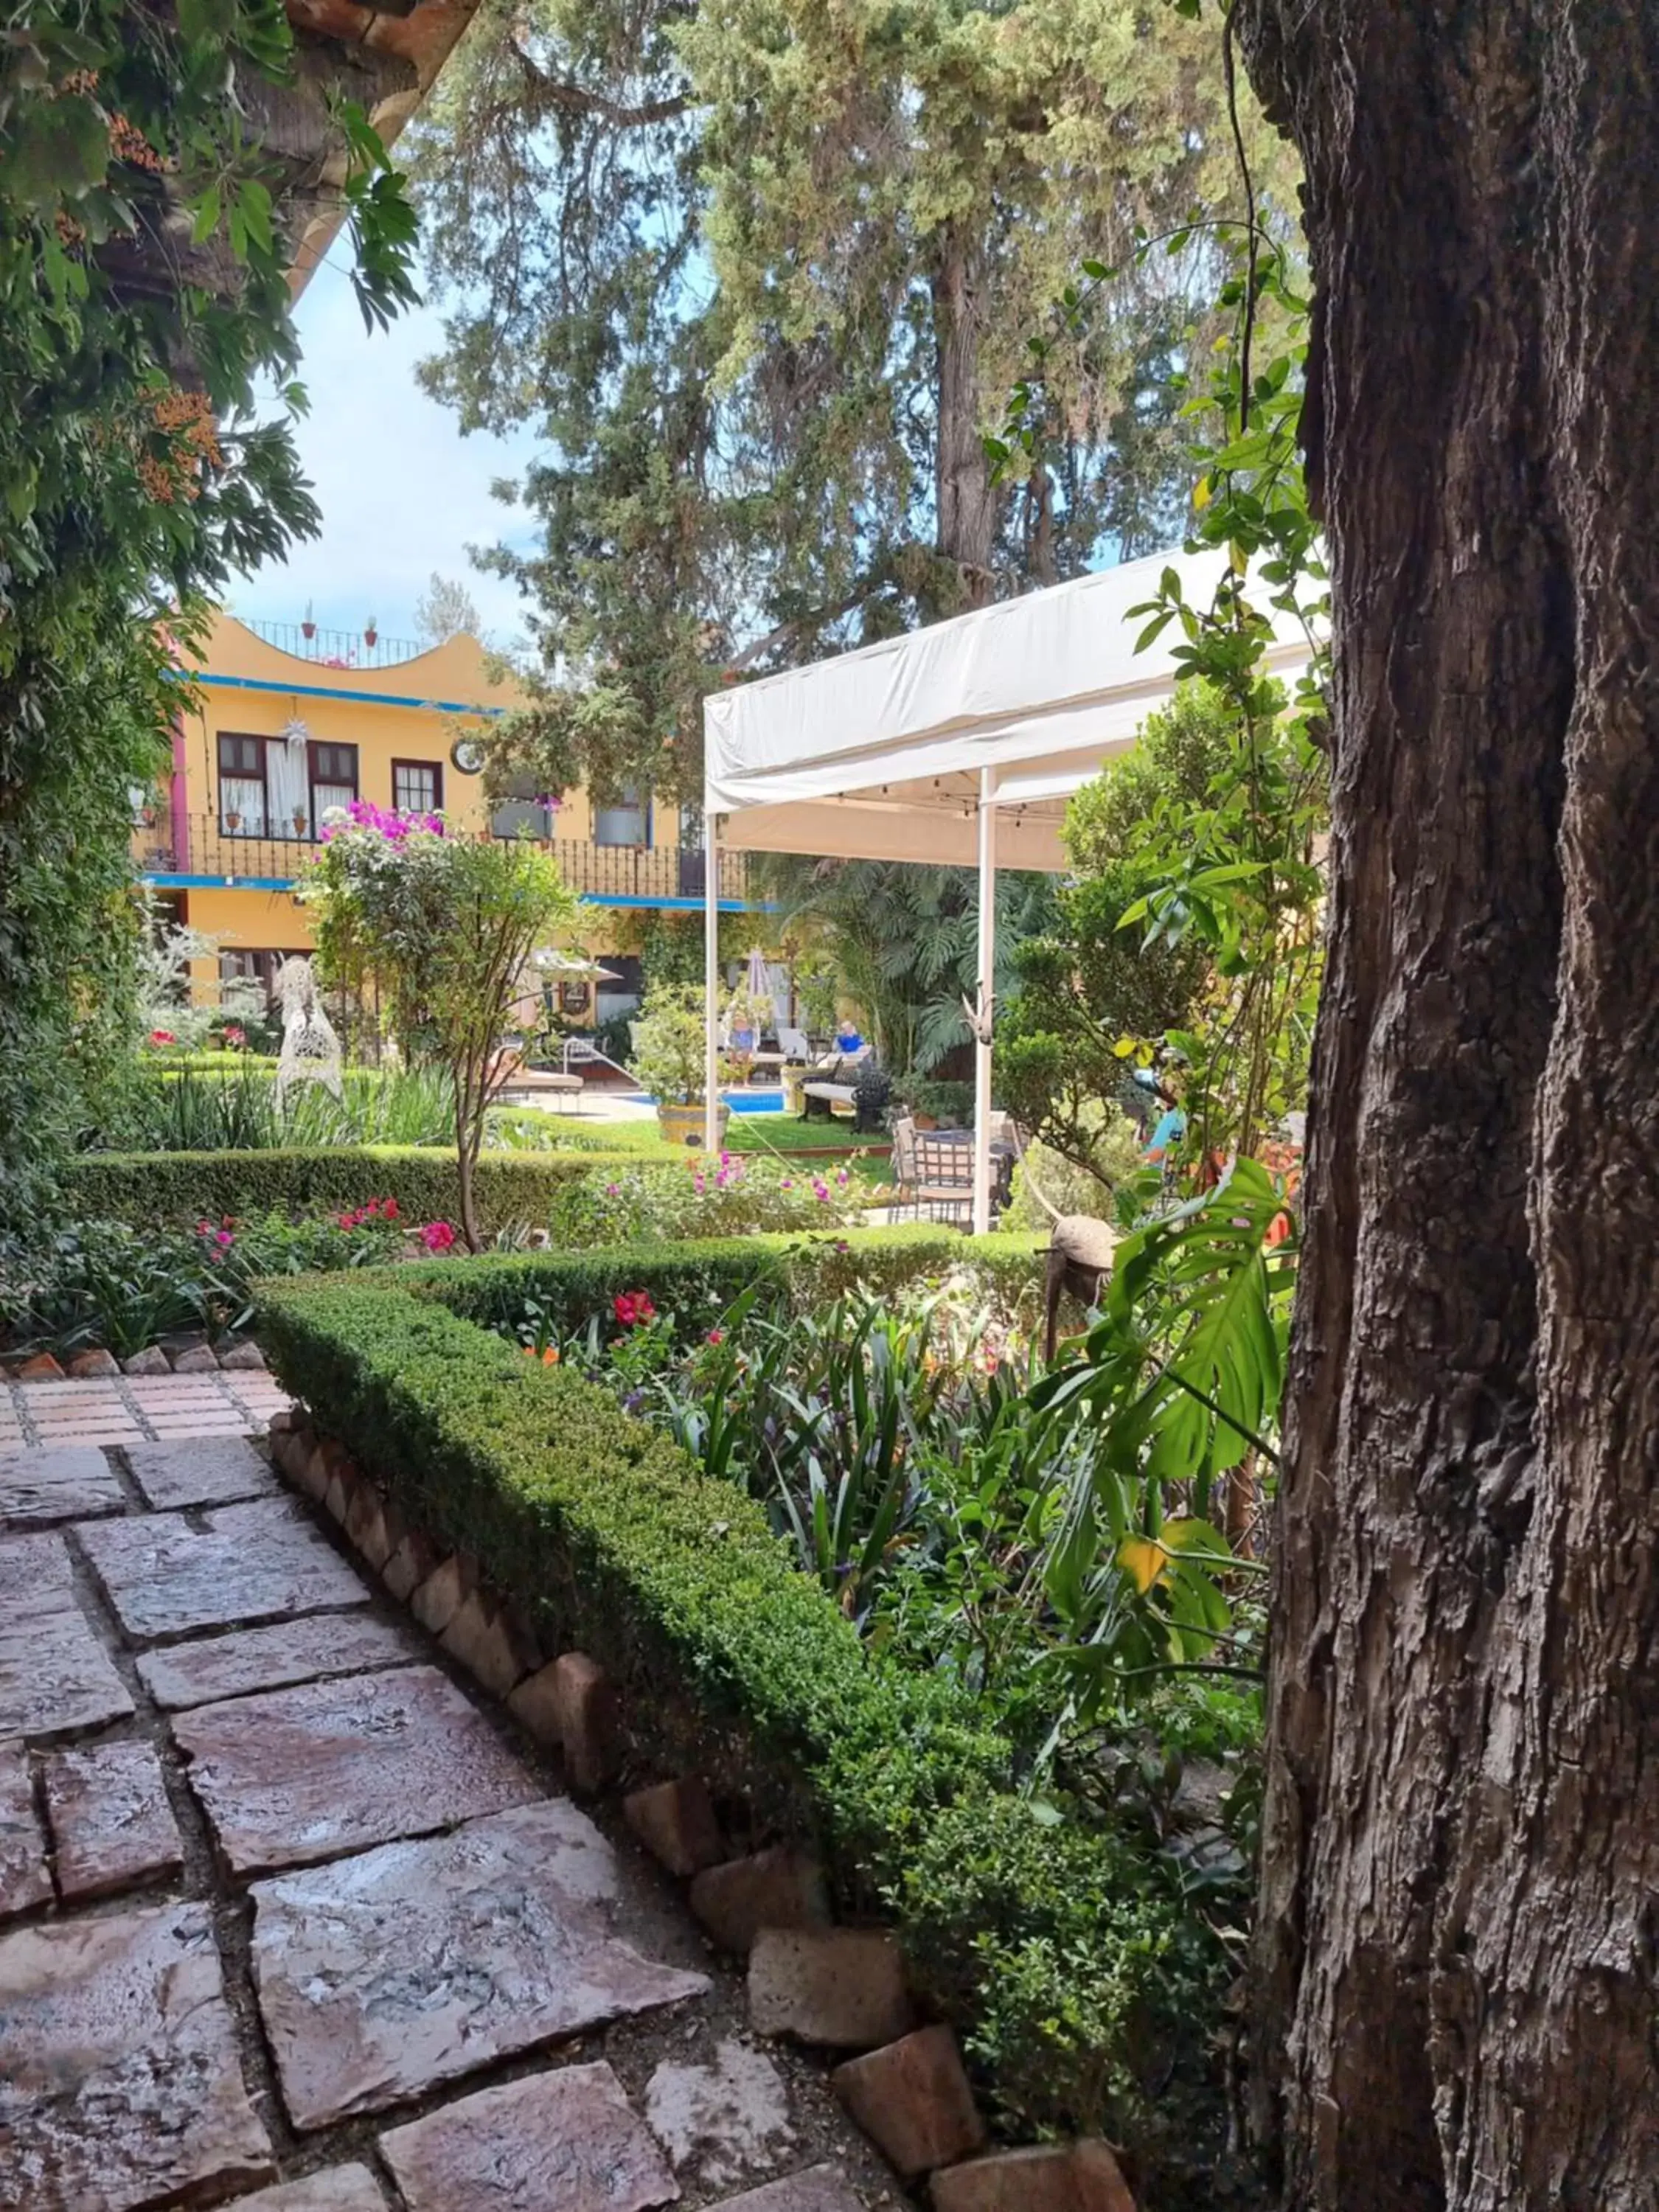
[0,1395,898,2212]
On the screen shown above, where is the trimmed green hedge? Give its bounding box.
[256,1226,1189,2152]
[62,1145,641,1236]
[391,1222,1046,1338]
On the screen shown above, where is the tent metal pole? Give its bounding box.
[973,768,998,1237]
[703,811,722,1155]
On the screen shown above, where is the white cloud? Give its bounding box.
[234,255,543,651]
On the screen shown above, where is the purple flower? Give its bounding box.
[605,1182,621,1197]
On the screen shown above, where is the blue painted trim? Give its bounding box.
[181,671,506,716]
[141,873,767,914]
[581,894,763,913]
[144,873,297,892]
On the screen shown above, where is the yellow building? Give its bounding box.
[137,612,752,1023]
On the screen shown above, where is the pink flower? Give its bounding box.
[605,1182,621,1196]
[693,1175,706,1194]
[214,1229,234,1249]
[419,1221,456,1252]
[223,1026,246,1048]
[613,1290,657,1328]
[147,1029,176,1046]
[707,1328,726,1346]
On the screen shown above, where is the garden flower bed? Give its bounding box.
[255,1225,1261,2201]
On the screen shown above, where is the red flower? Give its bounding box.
[706,1328,726,1346]
[613,1290,657,1328]
[419,1220,456,1253]
[147,1028,176,1046]
[1265,1210,1295,1249]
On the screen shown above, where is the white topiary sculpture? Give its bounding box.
[274,956,344,1109]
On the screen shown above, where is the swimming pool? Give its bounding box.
[625,1088,785,1116]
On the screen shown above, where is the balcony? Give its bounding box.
[133,816,752,904]
[238,616,430,670]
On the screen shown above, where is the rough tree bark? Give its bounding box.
[932,220,1000,608]
[1235,4,1659,2207]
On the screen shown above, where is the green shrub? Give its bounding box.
[389,1224,1045,1341]
[547,1153,866,1242]
[60,1145,639,1236]
[254,1222,1207,2157]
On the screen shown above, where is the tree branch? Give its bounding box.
[512,42,689,131]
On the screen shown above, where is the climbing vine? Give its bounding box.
[0,4,419,1225]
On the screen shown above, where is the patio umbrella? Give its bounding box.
[532,950,622,983]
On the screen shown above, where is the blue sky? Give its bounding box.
[233,255,543,650]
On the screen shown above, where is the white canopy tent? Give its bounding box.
[701,543,1315,1229]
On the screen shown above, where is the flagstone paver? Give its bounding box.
[174,1663,540,1875]
[0,1444,128,1527]
[0,1901,274,2211]
[0,1416,888,2212]
[709,2169,870,2211]
[378,2062,681,2212]
[252,1798,710,2128]
[137,1607,418,1710]
[0,1740,50,1918]
[223,2169,389,2211]
[0,1531,134,1739]
[43,1739,182,1901]
[125,1433,279,1509]
[80,1496,370,1641]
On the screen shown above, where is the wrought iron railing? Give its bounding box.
[237,616,428,669]
[133,815,750,902]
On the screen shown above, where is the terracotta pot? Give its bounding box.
[658,1102,730,1149]
[301,620,316,640]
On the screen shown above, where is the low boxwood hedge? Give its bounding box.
[61,1145,640,1236]
[389,1222,1047,1338]
[255,1227,1197,2154]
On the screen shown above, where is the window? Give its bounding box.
[308,741,358,828]
[219,948,305,998]
[393,759,442,814]
[594,784,648,846]
[218,732,268,835]
[490,772,555,841]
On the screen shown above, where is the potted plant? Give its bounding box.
[291,806,308,838]
[631,981,730,1147]
[301,600,316,641]
[364,613,378,649]
[224,808,243,832]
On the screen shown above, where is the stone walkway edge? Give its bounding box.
[271,1412,1140,2212]
[0,1412,900,2212]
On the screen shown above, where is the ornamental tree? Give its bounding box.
[307,810,579,1250]
[408,0,1297,804]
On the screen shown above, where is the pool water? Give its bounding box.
[625,1088,785,1115]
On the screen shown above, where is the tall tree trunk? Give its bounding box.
[932,221,998,609]
[1235,4,1659,2205]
